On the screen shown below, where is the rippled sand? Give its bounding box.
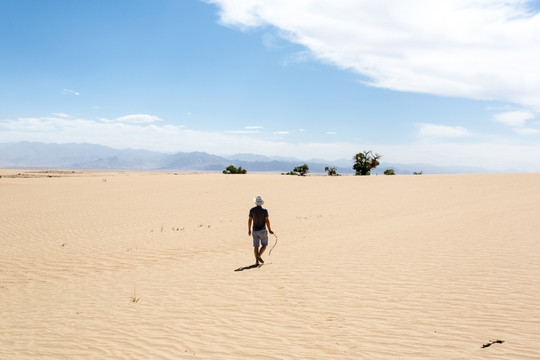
[1,170,539,359]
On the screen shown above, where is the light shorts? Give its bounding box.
[252,229,268,247]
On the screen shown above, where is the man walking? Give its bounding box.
[248,195,274,266]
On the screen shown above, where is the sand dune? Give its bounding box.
[1,170,539,359]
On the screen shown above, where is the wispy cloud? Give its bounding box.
[226,126,263,134]
[226,130,260,134]
[492,110,539,136]
[493,110,535,127]
[417,123,471,138]
[282,50,313,66]
[115,114,162,124]
[326,131,337,135]
[514,127,540,136]
[52,112,71,118]
[208,0,540,111]
[273,131,289,135]
[262,32,282,48]
[62,89,80,96]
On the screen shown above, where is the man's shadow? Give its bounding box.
[234,264,261,271]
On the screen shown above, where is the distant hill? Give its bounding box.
[0,142,164,170]
[0,142,495,174]
[0,142,348,173]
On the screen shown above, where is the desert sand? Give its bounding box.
[1,170,539,359]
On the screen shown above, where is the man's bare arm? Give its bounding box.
[265,217,274,234]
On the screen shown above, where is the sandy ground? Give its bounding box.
[1,170,539,359]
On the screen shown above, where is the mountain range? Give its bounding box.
[0,142,495,174]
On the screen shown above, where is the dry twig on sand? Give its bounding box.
[482,339,504,348]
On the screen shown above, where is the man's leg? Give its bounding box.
[258,246,267,260]
[257,246,266,264]
[254,246,260,265]
[257,231,268,263]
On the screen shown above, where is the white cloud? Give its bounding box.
[226,126,264,133]
[225,130,260,134]
[207,0,540,111]
[417,123,471,138]
[115,114,162,124]
[52,112,71,118]
[326,131,337,135]
[282,50,313,66]
[493,110,535,127]
[514,127,540,136]
[62,89,79,96]
[273,131,289,135]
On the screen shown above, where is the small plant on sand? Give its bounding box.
[384,169,395,175]
[284,164,309,176]
[130,289,140,303]
[324,166,340,176]
[413,170,423,175]
[223,165,247,174]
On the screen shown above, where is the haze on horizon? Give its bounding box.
[1,0,540,172]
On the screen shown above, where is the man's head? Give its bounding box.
[254,195,264,206]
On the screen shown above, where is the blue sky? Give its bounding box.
[1,0,540,171]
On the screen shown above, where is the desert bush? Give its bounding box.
[384,169,395,175]
[223,165,247,174]
[284,164,309,176]
[353,150,382,176]
[324,166,340,176]
[294,164,309,176]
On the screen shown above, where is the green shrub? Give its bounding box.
[324,166,340,176]
[223,165,247,174]
[293,164,309,176]
[284,164,309,176]
[353,150,382,176]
